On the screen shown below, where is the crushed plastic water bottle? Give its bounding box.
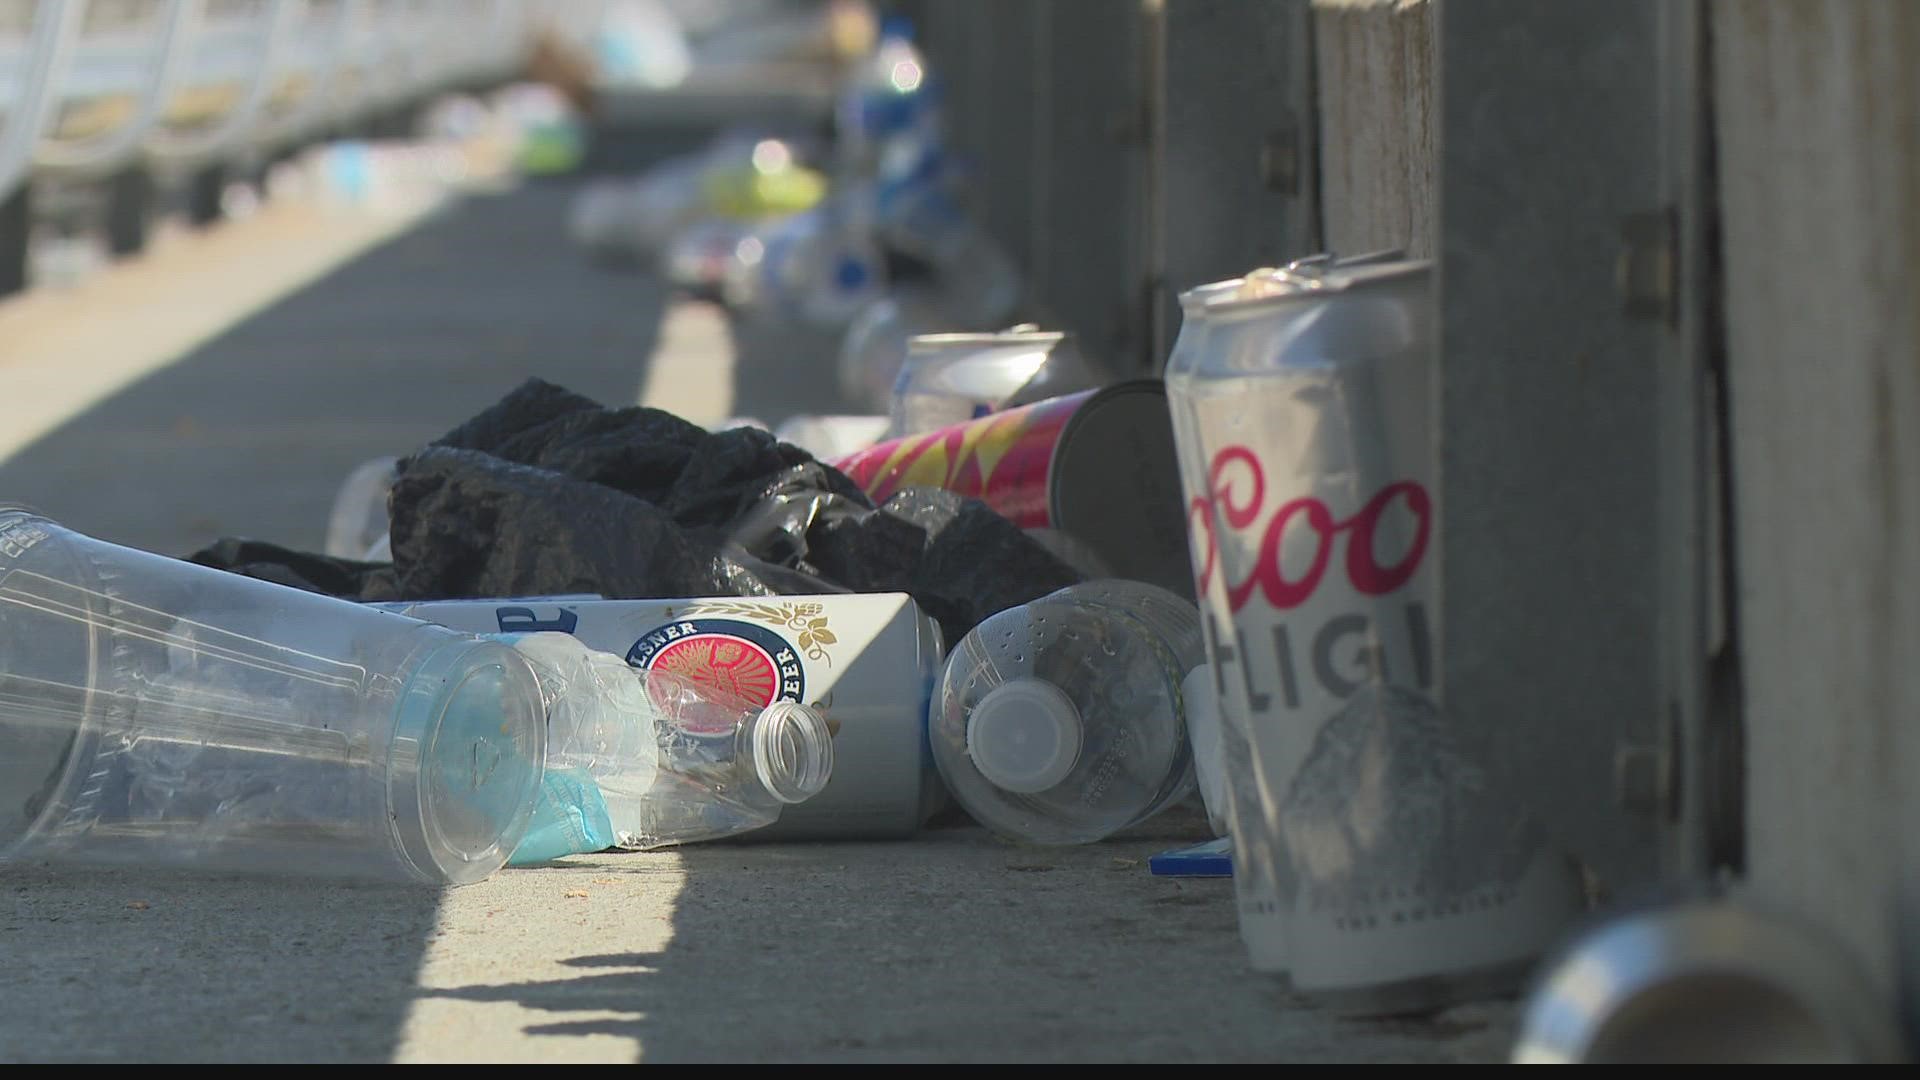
[502,633,834,864]
[930,580,1204,845]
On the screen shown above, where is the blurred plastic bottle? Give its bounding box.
[573,135,830,268]
[592,0,694,90]
[727,203,887,328]
[930,580,1203,844]
[835,16,939,184]
[919,223,1021,330]
[873,163,1021,330]
[772,414,891,460]
[700,137,830,221]
[594,159,716,264]
[836,288,959,412]
[0,511,546,885]
[502,634,834,864]
[669,217,754,299]
[569,170,696,265]
[492,83,585,176]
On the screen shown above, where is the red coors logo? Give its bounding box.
[1190,445,1432,611]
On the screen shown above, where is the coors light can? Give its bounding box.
[1164,277,1292,977]
[1166,257,1581,1013]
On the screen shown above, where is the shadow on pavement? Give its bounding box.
[407,809,1513,1064]
[0,862,445,1062]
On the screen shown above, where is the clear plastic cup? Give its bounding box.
[0,511,546,885]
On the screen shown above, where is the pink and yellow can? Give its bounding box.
[834,381,1191,598]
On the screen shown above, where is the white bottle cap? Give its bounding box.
[966,678,1084,794]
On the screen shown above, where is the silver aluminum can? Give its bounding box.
[1166,256,1581,1013]
[888,324,1104,438]
[1164,276,1291,977]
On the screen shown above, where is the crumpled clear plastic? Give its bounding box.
[502,632,834,864]
[836,289,959,412]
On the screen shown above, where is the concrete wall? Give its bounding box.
[1314,0,1435,257]
[1154,0,1317,360]
[917,0,1437,365]
[910,0,1152,372]
[910,0,1920,1020]
[1713,0,1920,1003]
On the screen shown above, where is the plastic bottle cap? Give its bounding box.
[966,678,1083,794]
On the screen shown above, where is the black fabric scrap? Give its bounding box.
[188,378,1082,645]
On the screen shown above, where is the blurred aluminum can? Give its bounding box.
[887,324,1104,438]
